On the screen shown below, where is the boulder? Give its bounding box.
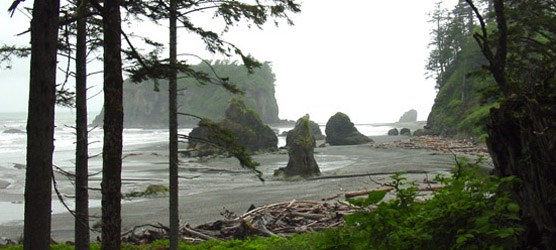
[3,128,25,134]
[274,116,320,177]
[388,128,399,136]
[187,99,278,156]
[325,112,373,145]
[398,109,418,123]
[400,128,411,136]
[413,129,427,136]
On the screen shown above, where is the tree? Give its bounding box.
[465,0,556,247]
[96,0,124,248]
[8,0,61,248]
[168,0,179,248]
[74,0,91,248]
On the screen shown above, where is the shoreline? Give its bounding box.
[0,134,487,242]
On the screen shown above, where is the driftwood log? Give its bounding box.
[375,136,489,156]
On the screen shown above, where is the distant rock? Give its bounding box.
[3,129,25,134]
[398,109,418,123]
[187,99,278,156]
[400,128,411,136]
[307,119,325,141]
[413,129,427,136]
[13,163,26,169]
[388,128,399,136]
[275,116,320,177]
[221,99,278,151]
[92,62,280,128]
[325,112,373,145]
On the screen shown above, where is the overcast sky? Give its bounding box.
[0,1,457,124]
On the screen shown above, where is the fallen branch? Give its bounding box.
[344,186,444,199]
[182,226,221,241]
[308,170,432,181]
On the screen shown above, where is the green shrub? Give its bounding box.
[326,157,523,249]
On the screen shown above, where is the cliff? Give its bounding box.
[92,61,280,128]
[425,37,497,140]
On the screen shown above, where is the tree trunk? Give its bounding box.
[168,0,180,248]
[23,0,60,249]
[101,1,124,249]
[75,0,90,248]
[486,95,556,248]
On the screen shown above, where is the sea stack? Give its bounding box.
[325,112,372,145]
[275,115,320,177]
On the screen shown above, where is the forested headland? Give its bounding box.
[424,1,495,140]
[92,61,281,128]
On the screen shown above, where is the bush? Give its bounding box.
[321,157,523,249]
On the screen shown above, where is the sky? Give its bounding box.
[0,1,457,124]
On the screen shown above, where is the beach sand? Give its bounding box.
[0,135,471,242]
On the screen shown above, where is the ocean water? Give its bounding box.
[0,111,183,170]
[0,111,394,224]
[0,112,395,169]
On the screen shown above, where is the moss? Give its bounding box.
[123,184,169,198]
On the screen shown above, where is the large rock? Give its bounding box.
[307,119,325,141]
[275,116,320,177]
[325,112,373,145]
[187,99,277,156]
[92,62,280,128]
[388,128,399,136]
[398,109,418,123]
[400,128,411,136]
[413,129,427,136]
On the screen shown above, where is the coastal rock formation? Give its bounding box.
[400,128,411,136]
[325,112,372,145]
[413,129,427,136]
[388,128,399,136]
[92,62,280,128]
[285,116,324,146]
[221,99,278,152]
[398,109,418,123]
[2,129,25,134]
[275,116,320,177]
[187,99,277,156]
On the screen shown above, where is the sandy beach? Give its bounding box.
[0,134,478,242]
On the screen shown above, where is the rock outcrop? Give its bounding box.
[92,62,280,128]
[398,109,418,123]
[275,116,320,177]
[325,112,372,145]
[388,128,399,136]
[187,99,277,156]
[400,128,411,136]
[413,129,427,136]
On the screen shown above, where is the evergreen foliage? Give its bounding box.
[319,157,523,249]
[425,1,497,138]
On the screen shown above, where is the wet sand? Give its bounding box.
[0,135,469,242]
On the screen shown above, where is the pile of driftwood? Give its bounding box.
[375,136,489,156]
[122,200,361,244]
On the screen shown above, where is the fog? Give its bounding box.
[0,1,458,123]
